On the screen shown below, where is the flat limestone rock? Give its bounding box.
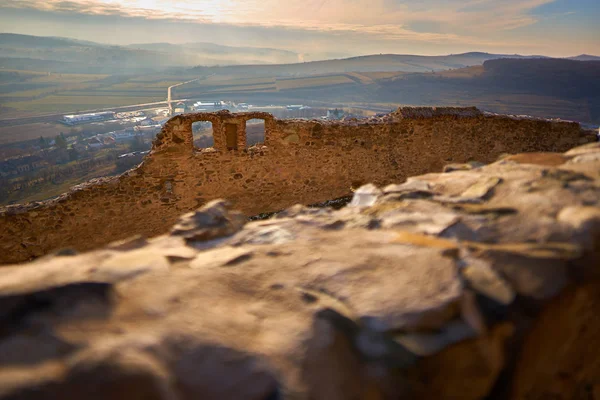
[0,142,599,400]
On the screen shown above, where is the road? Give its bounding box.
[168,79,200,113]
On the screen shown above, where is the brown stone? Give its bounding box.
[0,108,594,264]
[0,126,598,400]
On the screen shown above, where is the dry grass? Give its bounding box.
[0,83,99,99]
[106,81,180,90]
[361,71,408,80]
[28,73,109,84]
[5,94,164,114]
[436,66,485,79]
[276,75,354,90]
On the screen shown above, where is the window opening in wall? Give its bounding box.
[192,121,214,150]
[225,123,238,150]
[246,119,266,147]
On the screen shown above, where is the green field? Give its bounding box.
[5,94,165,113]
[0,70,168,115]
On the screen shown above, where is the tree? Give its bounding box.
[38,136,48,149]
[68,148,79,162]
[128,135,147,152]
[55,134,67,149]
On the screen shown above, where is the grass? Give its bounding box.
[0,71,169,114]
[361,71,408,80]
[104,81,180,90]
[436,66,484,79]
[28,73,109,84]
[277,75,355,90]
[0,83,100,99]
[6,94,165,113]
[176,84,276,97]
[276,74,355,90]
[344,72,376,84]
[203,76,275,85]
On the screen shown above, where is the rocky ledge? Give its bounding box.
[1,142,600,400]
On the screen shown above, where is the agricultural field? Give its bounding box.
[276,74,355,90]
[174,76,276,97]
[5,94,164,114]
[174,73,360,98]
[0,70,171,116]
[0,70,108,94]
[360,71,407,80]
[0,68,367,122]
[436,65,485,79]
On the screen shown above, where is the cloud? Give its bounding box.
[4,0,593,57]
[0,0,557,35]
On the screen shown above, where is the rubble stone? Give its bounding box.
[0,141,598,399]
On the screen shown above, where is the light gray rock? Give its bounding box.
[1,141,600,400]
[350,184,382,207]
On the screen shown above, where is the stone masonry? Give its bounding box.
[0,107,595,264]
[0,141,599,399]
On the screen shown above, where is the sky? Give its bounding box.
[0,0,598,57]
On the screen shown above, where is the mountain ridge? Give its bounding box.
[2,33,598,73]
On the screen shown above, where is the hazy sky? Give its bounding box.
[0,0,598,57]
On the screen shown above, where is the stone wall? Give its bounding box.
[1,141,599,399]
[0,107,594,264]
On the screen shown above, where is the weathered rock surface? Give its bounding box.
[1,142,599,399]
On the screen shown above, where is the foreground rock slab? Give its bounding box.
[1,142,600,399]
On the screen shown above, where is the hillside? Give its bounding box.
[172,59,600,124]
[190,52,545,77]
[0,34,557,75]
[1,35,599,124]
[568,54,600,61]
[0,33,305,73]
[127,42,302,65]
[0,33,174,74]
[374,58,600,123]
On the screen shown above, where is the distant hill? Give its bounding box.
[0,33,178,73]
[0,33,309,73]
[374,58,600,123]
[126,42,302,65]
[191,52,547,78]
[180,58,600,123]
[0,33,561,76]
[479,58,600,98]
[568,54,600,61]
[0,33,87,48]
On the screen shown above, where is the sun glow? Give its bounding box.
[2,0,596,56]
[89,0,238,22]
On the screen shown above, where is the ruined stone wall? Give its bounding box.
[0,107,594,264]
